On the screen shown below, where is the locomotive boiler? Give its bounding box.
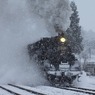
[27,33,81,86]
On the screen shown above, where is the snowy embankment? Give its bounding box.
[0,0,71,86]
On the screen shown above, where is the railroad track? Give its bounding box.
[8,84,46,95]
[0,85,21,95]
[69,86,95,92]
[0,84,46,95]
[1,84,95,95]
[61,86,95,95]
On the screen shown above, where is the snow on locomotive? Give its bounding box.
[27,33,81,86]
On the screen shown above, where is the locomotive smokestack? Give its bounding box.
[54,24,64,35]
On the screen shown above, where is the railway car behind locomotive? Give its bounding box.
[27,33,81,86]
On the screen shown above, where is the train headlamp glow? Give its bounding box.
[60,37,66,43]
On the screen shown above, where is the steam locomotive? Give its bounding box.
[27,33,81,86]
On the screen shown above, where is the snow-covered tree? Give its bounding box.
[66,1,83,54]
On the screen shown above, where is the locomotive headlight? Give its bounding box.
[60,37,66,43]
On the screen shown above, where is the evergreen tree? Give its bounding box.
[66,1,83,54]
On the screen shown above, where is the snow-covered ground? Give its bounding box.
[0,84,89,95]
[74,71,95,90]
[0,72,95,95]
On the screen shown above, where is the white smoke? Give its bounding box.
[27,0,71,35]
[0,0,71,86]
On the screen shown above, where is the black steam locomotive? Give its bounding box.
[27,33,81,86]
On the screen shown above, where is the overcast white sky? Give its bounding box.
[70,0,95,32]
